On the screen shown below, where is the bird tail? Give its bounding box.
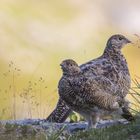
[121,107,135,121]
[46,98,72,123]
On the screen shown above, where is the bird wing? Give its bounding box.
[58,77,79,107]
[72,77,119,110]
[59,76,118,111]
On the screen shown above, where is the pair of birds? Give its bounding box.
[47,34,135,129]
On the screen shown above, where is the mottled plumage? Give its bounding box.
[59,59,122,128]
[46,34,134,123]
[46,98,71,123]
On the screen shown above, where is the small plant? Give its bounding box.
[1,61,49,119]
[69,112,84,123]
[2,61,21,120]
[129,78,140,115]
[19,77,48,118]
[134,34,140,48]
[0,123,47,140]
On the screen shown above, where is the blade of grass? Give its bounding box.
[129,107,139,114]
[129,92,140,97]
[130,93,140,104]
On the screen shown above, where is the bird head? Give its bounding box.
[105,34,131,51]
[60,59,81,75]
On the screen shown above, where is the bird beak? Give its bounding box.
[60,64,63,67]
[126,39,131,44]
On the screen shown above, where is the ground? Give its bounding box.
[0,117,140,140]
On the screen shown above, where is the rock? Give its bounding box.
[0,119,129,134]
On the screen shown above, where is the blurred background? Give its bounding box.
[0,0,140,120]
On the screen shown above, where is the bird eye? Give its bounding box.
[119,37,123,41]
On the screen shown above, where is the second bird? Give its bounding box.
[59,59,122,129]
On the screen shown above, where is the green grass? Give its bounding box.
[65,119,140,140]
[0,118,140,140]
[0,123,47,140]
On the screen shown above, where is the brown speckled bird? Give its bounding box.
[59,59,122,128]
[46,34,134,123]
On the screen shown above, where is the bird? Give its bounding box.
[46,98,71,123]
[46,34,134,123]
[59,59,122,128]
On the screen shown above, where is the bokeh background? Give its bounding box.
[0,0,140,120]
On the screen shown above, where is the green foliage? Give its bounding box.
[66,119,140,140]
[47,125,66,140]
[69,112,84,123]
[129,78,140,115]
[0,123,47,140]
[1,118,140,140]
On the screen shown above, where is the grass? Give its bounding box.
[0,122,47,140]
[66,119,140,140]
[0,61,52,120]
[0,118,140,140]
